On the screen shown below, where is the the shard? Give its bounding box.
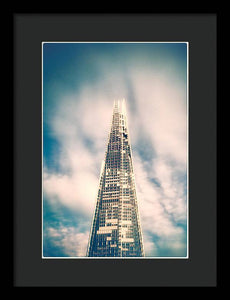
[87,99,144,257]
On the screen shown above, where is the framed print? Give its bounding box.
[14,13,217,286]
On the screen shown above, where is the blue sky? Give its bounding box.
[43,42,188,257]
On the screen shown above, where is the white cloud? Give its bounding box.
[44,171,98,215]
[143,236,158,257]
[46,226,89,257]
[134,156,184,237]
[128,69,187,166]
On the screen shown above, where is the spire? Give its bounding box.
[113,98,127,115]
[87,99,144,257]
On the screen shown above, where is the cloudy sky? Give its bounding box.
[43,42,188,258]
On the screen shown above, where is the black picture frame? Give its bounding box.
[13,13,217,287]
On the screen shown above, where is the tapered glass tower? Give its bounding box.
[87,99,144,257]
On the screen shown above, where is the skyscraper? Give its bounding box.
[87,99,144,257]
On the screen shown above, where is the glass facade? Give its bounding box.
[87,99,144,257]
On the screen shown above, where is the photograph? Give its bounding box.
[42,42,188,258]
